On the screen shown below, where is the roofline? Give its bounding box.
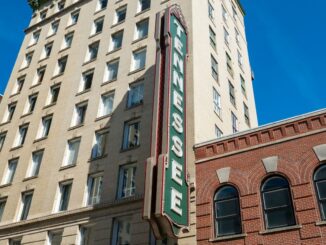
[235,0,246,16]
[195,108,326,148]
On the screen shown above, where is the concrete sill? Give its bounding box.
[0,121,11,127]
[128,67,146,76]
[20,112,33,118]
[38,56,49,63]
[259,225,302,235]
[68,124,84,131]
[59,46,71,53]
[209,233,246,242]
[101,79,117,86]
[82,58,97,66]
[95,114,112,122]
[131,36,148,45]
[10,145,23,151]
[29,83,42,89]
[89,32,102,39]
[76,89,91,96]
[18,66,30,72]
[43,102,56,109]
[23,176,38,182]
[120,145,140,153]
[33,137,48,143]
[316,221,326,226]
[135,8,150,17]
[51,73,64,80]
[88,154,108,162]
[9,92,20,98]
[111,20,125,28]
[0,183,12,189]
[107,47,122,55]
[94,7,107,16]
[59,164,76,171]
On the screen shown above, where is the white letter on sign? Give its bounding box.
[172,159,183,186]
[172,136,183,158]
[172,70,184,93]
[173,90,183,113]
[174,37,184,58]
[174,19,185,38]
[171,188,183,216]
[172,112,183,134]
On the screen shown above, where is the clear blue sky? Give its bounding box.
[0,1,325,125]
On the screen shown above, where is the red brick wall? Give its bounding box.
[195,113,326,244]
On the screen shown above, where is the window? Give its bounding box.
[48,21,59,36]
[214,185,242,236]
[114,6,127,24]
[111,216,132,245]
[79,226,92,245]
[41,42,53,59]
[208,1,214,21]
[48,84,60,105]
[57,182,72,211]
[9,238,21,245]
[61,32,74,50]
[110,31,123,51]
[25,94,38,114]
[127,83,144,108]
[237,50,243,69]
[215,125,223,138]
[91,17,104,36]
[87,175,103,205]
[138,0,150,13]
[240,75,246,96]
[0,132,6,151]
[244,103,250,126]
[86,42,99,61]
[131,48,146,71]
[33,66,46,85]
[209,26,216,50]
[122,121,140,149]
[80,70,94,92]
[3,103,16,122]
[57,1,65,11]
[231,112,238,133]
[135,18,149,40]
[314,165,326,220]
[12,76,25,95]
[48,230,63,245]
[0,198,6,221]
[14,124,28,147]
[98,92,114,117]
[213,88,221,117]
[261,176,296,229]
[224,27,230,46]
[91,131,108,159]
[2,159,18,185]
[29,30,40,46]
[55,56,68,75]
[72,102,88,126]
[64,138,81,166]
[235,28,240,45]
[37,116,52,139]
[39,10,47,21]
[229,81,236,106]
[211,55,218,81]
[226,52,233,77]
[96,0,108,11]
[21,52,33,69]
[19,191,33,220]
[105,59,119,82]
[232,5,238,20]
[118,164,136,198]
[222,5,228,22]
[69,11,79,26]
[28,150,44,177]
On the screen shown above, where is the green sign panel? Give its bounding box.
[163,14,188,231]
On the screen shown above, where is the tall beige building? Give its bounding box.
[0,0,257,244]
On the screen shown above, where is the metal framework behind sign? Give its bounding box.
[143,5,189,239]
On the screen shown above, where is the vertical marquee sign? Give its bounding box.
[143,5,189,239]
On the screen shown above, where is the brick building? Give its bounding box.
[195,109,326,244]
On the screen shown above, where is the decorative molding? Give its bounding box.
[216,167,231,183]
[313,144,326,161]
[262,156,278,173]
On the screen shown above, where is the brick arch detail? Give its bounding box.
[299,149,321,182]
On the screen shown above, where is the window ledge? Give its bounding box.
[76,89,91,96]
[38,57,49,63]
[135,8,150,17]
[88,154,108,162]
[59,164,76,171]
[18,66,30,72]
[33,137,48,143]
[68,124,84,131]
[82,58,97,66]
[107,47,122,55]
[101,79,117,86]
[23,176,38,182]
[316,221,326,226]
[111,20,125,28]
[0,183,12,189]
[20,112,33,118]
[132,35,148,45]
[29,83,42,89]
[27,43,37,49]
[126,102,143,110]
[43,102,57,109]
[120,145,140,153]
[59,46,71,53]
[9,92,21,98]
[52,73,64,80]
[65,23,77,30]
[10,145,23,151]
[128,67,146,76]
[259,225,302,235]
[95,114,112,122]
[94,7,107,15]
[89,32,102,39]
[0,121,11,127]
[209,233,247,242]
[46,33,56,40]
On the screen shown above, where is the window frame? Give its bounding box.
[122,121,140,150]
[117,164,137,199]
[314,164,326,220]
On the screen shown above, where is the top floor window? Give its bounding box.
[208,1,214,21]
[114,6,127,24]
[314,165,326,220]
[138,0,151,13]
[96,0,108,11]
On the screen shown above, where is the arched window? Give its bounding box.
[261,176,295,229]
[314,164,326,220]
[214,185,242,236]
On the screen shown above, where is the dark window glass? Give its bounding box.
[261,176,295,229]
[59,183,72,211]
[20,192,33,220]
[214,185,242,236]
[314,165,326,220]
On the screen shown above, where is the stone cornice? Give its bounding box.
[195,110,326,162]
